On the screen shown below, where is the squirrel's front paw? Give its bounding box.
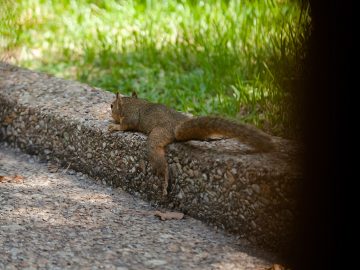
[108,124,122,133]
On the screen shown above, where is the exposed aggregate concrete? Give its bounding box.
[0,62,302,252]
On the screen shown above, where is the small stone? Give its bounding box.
[251,184,261,194]
[245,188,253,196]
[176,190,184,199]
[145,259,167,267]
[201,193,209,203]
[226,171,235,185]
[251,220,257,229]
[63,132,69,140]
[168,244,179,252]
[176,163,182,172]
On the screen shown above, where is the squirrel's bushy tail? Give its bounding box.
[175,116,275,152]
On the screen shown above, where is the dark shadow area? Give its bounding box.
[284,1,348,269]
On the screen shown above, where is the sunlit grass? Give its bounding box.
[0,0,310,137]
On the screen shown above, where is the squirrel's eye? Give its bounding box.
[111,104,113,108]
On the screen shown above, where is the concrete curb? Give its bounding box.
[0,62,302,252]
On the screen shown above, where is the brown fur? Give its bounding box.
[109,93,274,195]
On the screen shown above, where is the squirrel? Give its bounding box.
[109,92,275,195]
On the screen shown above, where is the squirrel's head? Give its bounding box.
[110,91,138,123]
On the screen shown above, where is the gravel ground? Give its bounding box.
[0,143,274,270]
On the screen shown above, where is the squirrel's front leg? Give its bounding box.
[108,123,123,133]
[108,120,131,132]
[147,127,174,196]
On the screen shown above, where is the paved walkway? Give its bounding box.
[0,143,272,269]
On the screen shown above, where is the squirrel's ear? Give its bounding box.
[131,91,138,98]
[116,92,123,105]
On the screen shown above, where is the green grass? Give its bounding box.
[0,0,310,137]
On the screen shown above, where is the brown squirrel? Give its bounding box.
[109,92,274,195]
